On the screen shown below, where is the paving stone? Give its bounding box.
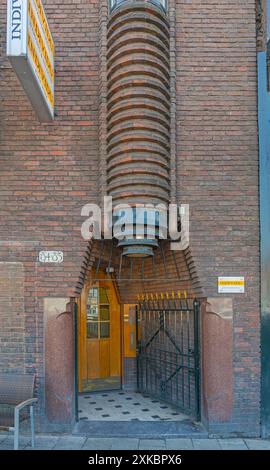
[244,439,270,450]
[192,439,221,450]
[3,432,269,452]
[139,439,166,450]
[218,439,248,450]
[0,443,14,450]
[0,435,31,450]
[24,447,49,451]
[166,438,193,450]
[0,434,9,444]
[82,438,115,450]
[0,436,14,446]
[27,436,60,450]
[53,436,86,450]
[111,438,139,450]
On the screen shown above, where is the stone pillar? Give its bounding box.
[201,298,233,428]
[44,298,75,429]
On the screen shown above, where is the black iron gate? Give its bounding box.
[136,298,200,421]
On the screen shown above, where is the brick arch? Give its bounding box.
[75,239,204,302]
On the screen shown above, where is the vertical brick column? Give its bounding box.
[44,298,75,429]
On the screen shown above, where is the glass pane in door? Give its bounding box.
[87,322,98,339]
[100,322,110,338]
[100,305,110,321]
[99,287,109,304]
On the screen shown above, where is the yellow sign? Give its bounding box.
[33,0,54,55]
[6,0,54,122]
[28,0,54,82]
[27,34,54,108]
[218,277,245,294]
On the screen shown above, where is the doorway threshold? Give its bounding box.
[74,391,207,438]
[73,420,207,439]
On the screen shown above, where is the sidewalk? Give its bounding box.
[0,434,270,450]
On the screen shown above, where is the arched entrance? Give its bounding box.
[75,240,203,429]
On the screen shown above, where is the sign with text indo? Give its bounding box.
[6,0,54,122]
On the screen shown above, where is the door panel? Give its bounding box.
[87,341,99,379]
[78,275,121,392]
[99,340,110,378]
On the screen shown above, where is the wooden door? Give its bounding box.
[78,277,121,392]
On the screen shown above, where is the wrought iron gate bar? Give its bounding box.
[139,307,192,312]
[140,299,193,310]
[136,298,201,421]
[144,329,160,349]
[164,329,182,353]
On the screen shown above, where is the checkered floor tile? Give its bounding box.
[78,391,188,422]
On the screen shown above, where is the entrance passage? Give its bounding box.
[75,388,207,439]
[136,298,200,421]
[78,277,121,392]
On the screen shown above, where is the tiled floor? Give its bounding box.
[78,390,188,422]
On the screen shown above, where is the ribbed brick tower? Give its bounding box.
[106,1,170,257]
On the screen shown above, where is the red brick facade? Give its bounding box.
[0,0,260,436]
[175,0,260,435]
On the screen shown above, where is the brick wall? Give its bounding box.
[0,0,261,435]
[0,0,100,421]
[0,263,25,371]
[174,0,260,435]
[0,0,100,297]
